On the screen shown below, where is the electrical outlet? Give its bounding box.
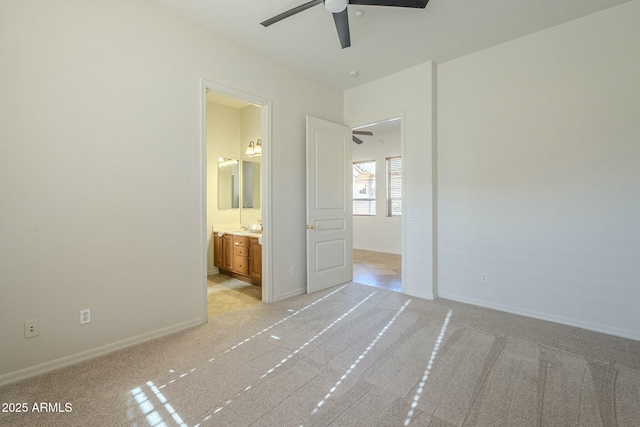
[25,319,39,338]
[290,265,295,275]
[80,309,91,324]
[481,273,488,283]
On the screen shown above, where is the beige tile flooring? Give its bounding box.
[207,274,262,318]
[352,248,402,292]
[209,249,400,318]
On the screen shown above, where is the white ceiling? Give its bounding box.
[150,0,631,90]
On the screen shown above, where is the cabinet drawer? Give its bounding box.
[234,236,249,247]
[234,246,248,257]
[234,256,249,275]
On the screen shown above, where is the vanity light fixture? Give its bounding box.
[246,139,262,156]
[218,157,238,168]
[246,140,255,156]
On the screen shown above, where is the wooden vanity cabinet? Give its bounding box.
[213,233,223,268]
[213,232,261,286]
[233,236,249,275]
[249,237,262,280]
[222,234,234,270]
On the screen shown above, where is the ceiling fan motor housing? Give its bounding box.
[324,0,349,13]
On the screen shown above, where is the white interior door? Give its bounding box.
[306,115,352,293]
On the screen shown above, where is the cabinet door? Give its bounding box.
[222,234,234,270]
[213,233,223,268]
[249,237,262,280]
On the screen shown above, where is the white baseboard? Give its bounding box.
[272,287,306,302]
[404,289,435,301]
[0,318,204,387]
[438,292,640,342]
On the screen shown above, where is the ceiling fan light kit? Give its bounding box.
[261,0,430,49]
[325,0,349,13]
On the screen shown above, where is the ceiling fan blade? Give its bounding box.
[352,131,373,136]
[260,0,323,27]
[353,135,364,144]
[332,9,351,49]
[348,0,429,8]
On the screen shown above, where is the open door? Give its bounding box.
[306,115,353,293]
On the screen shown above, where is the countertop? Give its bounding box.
[214,229,263,243]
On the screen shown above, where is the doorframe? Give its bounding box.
[348,112,406,294]
[199,79,273,322]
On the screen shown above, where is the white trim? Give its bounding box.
[430,61,439,299]
[399,113,407,296]
[271,288,306,303]
[438,292,640,342]
[199,80,209,323]
[260,101,274,303]
[200,80,273,309]
[405,289,436,301]
[0,318,202,387]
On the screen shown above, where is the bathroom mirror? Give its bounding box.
[218,159,239,210]
[242,160,261,209]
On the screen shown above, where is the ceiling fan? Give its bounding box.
[352,130,373,144]
[261,0,430,49]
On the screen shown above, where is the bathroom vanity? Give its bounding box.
[214,231,262,286]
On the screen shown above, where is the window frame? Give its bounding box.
[385,156,402,218]
[352,160,376,216]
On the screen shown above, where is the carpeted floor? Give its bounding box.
[1,282,639,426]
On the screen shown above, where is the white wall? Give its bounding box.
[352,128,402,254]
[437,0,640,340]
[345,62,437,300]
[0,0,342,384]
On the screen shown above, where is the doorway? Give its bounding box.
[350,117,403,292]
[201,80,272,320]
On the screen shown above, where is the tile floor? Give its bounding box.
[209,249,400,318]
[207,274,262,318]
[352,249,402,292]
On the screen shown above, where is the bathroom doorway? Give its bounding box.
[201,81,272,319]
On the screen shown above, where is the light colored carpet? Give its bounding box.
[1,282,639,426]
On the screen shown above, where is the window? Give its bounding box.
[386,156,402,217]
[353,161,375,215]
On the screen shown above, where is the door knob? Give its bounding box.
[307,224,315,230]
